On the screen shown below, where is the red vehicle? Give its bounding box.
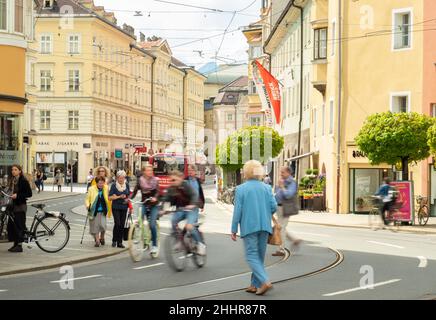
[139,152,205,195]
[147,153,188,195]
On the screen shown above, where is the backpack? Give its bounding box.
[43,174,47,181]
[386,186,398,203]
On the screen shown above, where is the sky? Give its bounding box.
[93,0,261,69]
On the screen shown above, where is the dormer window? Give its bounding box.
[44,0,52,8]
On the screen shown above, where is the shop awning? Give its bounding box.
[285,151,316,162]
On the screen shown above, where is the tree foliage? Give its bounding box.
[428,120,436,155]
[355,112,433,179]
[215,126,284,172]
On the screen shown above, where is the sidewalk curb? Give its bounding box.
[27,193,81,204]
[0,249,128,277]
[290,220,436,235]
[208,195,436,235]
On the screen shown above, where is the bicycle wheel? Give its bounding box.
[128,222,145,262]
[35,216,70,253]
[164,233,187,272]
[418,206,429,226]
[192,231,206,268]
[0,212,7,240]
[368,208,381,230]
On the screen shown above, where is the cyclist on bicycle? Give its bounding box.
[131,164,160,255]
[375,177,396,226]
[162,170,206,256]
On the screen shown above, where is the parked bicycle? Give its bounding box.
[415,196,429,226]
[0,189,70,253]
[221,187,236,205]
[128,198,160,262]
[162,208,206,272]
[368,196,402,232]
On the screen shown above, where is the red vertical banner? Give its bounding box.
[390,181,413,222]
[254,60,281,124]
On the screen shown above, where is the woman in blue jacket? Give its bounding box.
[231,160,277,296]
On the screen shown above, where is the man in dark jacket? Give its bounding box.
[185,165,205,211]
[163,170,206,255]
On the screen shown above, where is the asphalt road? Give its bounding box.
[1,192,436,300]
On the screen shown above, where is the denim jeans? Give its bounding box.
[243,231,269,288]
[171,208,202,244]
[142,205,159,247]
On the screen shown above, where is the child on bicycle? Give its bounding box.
[161,170,206,256]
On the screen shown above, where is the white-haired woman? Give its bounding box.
[109,170,131,248]
[231,160,277,296]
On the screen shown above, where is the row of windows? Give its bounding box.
[281,74,311,119]
[40,110,79,130]
[187,101,203,121]
[188,79,203,98]
[313,101,335,138]
[0,0,30,34]
[272,8,412,70]
[93,68,151,108]
[39,69,81,92]
[93,111,150,139]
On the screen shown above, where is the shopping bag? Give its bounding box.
[268,216,282,246]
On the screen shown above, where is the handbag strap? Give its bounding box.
[271,215,279,227]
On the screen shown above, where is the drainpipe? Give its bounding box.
[150,57,156,152]
[336,0,342,214]
[292,1,304,183]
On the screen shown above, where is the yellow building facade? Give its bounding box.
[262,0,434,214]
[29,0,154,182]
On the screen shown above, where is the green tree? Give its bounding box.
[355,112,433,181]
[215,126,284,172]
[428,120,436,155]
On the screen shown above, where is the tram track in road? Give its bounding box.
[188,247,344,300]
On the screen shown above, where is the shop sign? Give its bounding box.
[96,142,109,147]
[115,149,123,159]
[352,150,366,158]
[0,151,20,166]
[390,181,414,222]
[134,147,148,154]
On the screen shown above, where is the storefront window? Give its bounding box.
[0,114,21,186]
[350,168,393,213]
[36,152,66,178]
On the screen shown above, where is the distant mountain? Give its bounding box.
[198,62,218,74]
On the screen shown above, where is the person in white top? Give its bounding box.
[86,169,94,193]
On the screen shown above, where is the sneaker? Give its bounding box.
[151,246,158,255]
[117,243,125,249]
[112,241,116,248]
[9,245,23,253]
[196,242,206,256]
[100,239,105,246]
[8,245,17,252]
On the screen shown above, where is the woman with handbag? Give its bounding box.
[7,165,32,253]
[109,170,132,248]
[231,160,277,296]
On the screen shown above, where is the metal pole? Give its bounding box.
[70,149,73,193]
[336,0,342,214]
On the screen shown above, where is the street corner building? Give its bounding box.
[256,0,436,215]
[0,0,36,181]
